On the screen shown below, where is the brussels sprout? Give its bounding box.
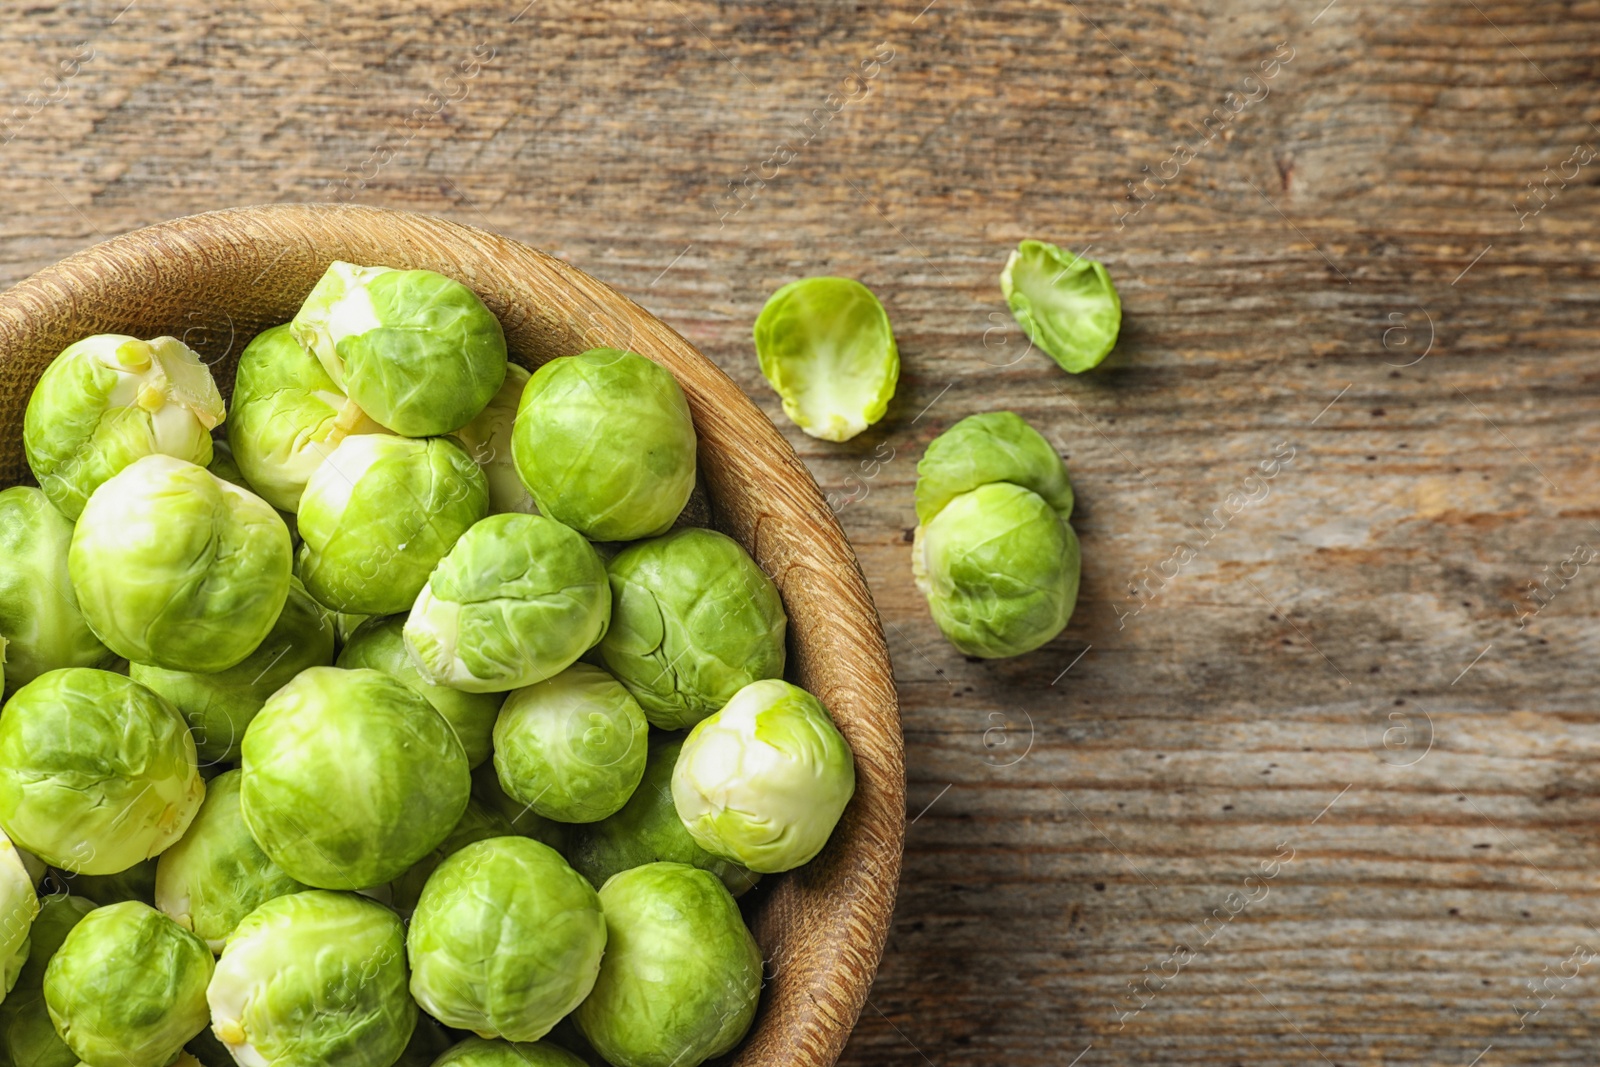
[575,863,760,1067]
[22,335,225,521]
[240,667,469,889]
[752,277,898,442]
[430,1037,587,1067]
[0,893,94,1067]
[337,616,502,768]
[673,679,854,874]
[0,488,110,691]
[0,670,202,875]
[153,771,305,952]
[296,435,488,615]
[999,240,1122,374]
[226,324,389,512]
[207,890,415,1067]
[68,455,293,673]
[913,481,1080,658]
[405,515,610,694]
[600,529,786,729]
[291,262,507,437]
[567,737,757,897]
[913,410,1073,525]
[43,901,212,1067]
[132,578,335,764]
[59,859,156,907]
[408,837,605,1042]
[469,764,569,853]
[388,798,512,915]
[453,363,536,515]
[492,664,647,824]
[512,349,696,541]
[0,832,38,999]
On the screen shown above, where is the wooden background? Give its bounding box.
[2,1,1598,1063]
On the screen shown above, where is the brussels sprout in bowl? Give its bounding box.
[0,204,903,1067]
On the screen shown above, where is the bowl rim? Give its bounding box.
[0,203,906,1067]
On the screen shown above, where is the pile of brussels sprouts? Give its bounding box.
[0,262,860,1067]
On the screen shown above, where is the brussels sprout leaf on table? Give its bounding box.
[1001,239,1122,373]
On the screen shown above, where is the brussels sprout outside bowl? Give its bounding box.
[0,203,904,1067]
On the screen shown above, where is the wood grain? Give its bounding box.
[1,1,1598,1064]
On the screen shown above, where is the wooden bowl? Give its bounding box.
[0,204,904,1067]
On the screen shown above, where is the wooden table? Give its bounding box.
[3,2,1598,1063]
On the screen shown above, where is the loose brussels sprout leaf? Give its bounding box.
[512,349,696,541]
[599,529,787,729]
[0,892,95,1067]
[0,670,202,875]
[469,764,570,854]
[914,410,1073,525]
[43,901,212,1067]
[673,679,855,874]
[60,859,157,907]
[290,262,508,437]
[68,455,293,673]
[408,837,604,1042]
[575,863,760,1067]
[913,481,1080,658]
[338,615,502,768]
[752,277,898,442]
[239,667,470,889]
[132,577,335,764]
[568,737,758,897]
[452,363,536,515]
[22,335,225,521]
[405,514,610,694]
[388,798,512,915]
[492,664,648,824]
[296,435,488,615]
[207,891,415,1067]
[999,240,1122,373]
[0,488,110,690]
[227,324,388,512]
[431,1037,587,1067]
[153,770,306,952]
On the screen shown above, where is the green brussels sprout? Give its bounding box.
[913,410,1073,525]
[153,771,306,952]
[290,262,508,438]
[599,529,786,730]
[43,901,212,1067]
[407,837,605,1042]
[0,893,94,1067]
[226,324,389,513]
[388,798,512,914]
[492,664,647,824]
[405,514,610,694]
[0,832,38,998]
[240,667,470,889]
[207,890,416,1067]
[22,335,225,521]
[132,577,335,764]
[567,737,757,897]
[753,277,898,442]
[913,481,1080,658]
[59,859,156,907]
[452,363,536,515]
[673,679,854,874]
[999,240,1122,373]
[0,488,110,691]
[296,434,488,615]
[337,615,502,768]
[68,455,293,673]
[469,764,569,853]
[574,863,760,1067]
[512,349,696,541]
[0,670,202,875]
[430,1037,586,1067]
